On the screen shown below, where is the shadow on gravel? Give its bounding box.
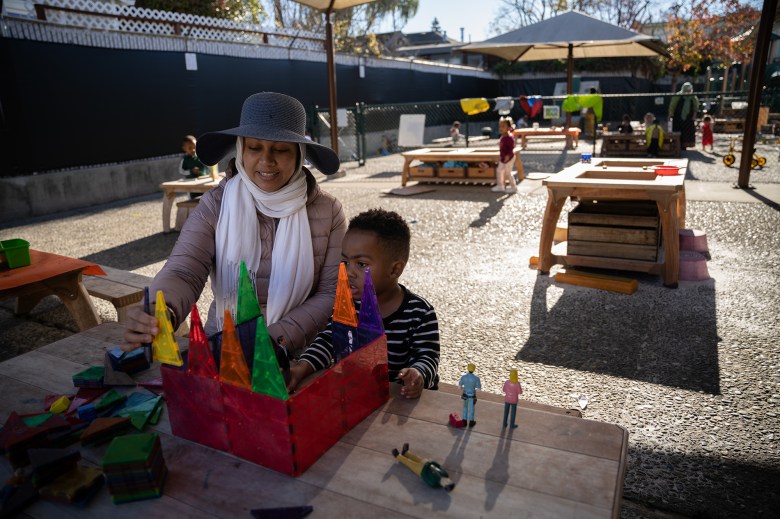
[81,233,179,270]
[625,445,780,518]
[516,275,721,394]
[740,187,780,213]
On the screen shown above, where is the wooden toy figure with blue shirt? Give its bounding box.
[458,363,481,427]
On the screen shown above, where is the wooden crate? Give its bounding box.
[467,166,495,179]
[567,201,660,261]
[438,167,466,178]
[410,166,436,177]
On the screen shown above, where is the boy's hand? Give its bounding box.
[398,368,424,399]
[121,304,158,351]
[286,360,314,392]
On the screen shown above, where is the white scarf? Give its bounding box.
[212,137,314,330]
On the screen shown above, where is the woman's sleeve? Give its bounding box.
[267,197,347,356]
[150,188,220,328]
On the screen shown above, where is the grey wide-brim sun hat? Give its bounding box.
[196,92,340,175]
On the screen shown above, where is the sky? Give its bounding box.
[376,0,504,43]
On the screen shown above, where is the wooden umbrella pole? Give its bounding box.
[566,44,573,129]
[325,1,339,156]
[737,0,777,187]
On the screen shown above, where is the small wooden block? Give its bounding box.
[529,256,539,268]
[554,269,638,295]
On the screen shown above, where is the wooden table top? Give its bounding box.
[514,127,581,136]
[0,250,104,292]
[544,158,688,191]
[401,146,522,161]
[0,323,628,518]
[160,174,224,193]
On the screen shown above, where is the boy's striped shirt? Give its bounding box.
[298,285,440,388]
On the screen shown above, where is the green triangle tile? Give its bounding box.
[236,261,262,324]
[251,316,288,400]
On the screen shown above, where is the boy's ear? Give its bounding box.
[390,259,406,279]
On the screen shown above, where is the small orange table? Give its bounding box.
[0,250,105,330]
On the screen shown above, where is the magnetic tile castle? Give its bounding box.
[162,262,389,476]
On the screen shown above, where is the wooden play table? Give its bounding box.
[0,250,104,331]
[538,158,688,287]
[514,127,581,149]
[400,146,524,186]
[0,322,629,518]
[159,174,223,233]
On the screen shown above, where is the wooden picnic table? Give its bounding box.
[538,158,688,287]
[159,174,223,233]
[0,249,104,331]
[400,146,524,186]
[0,322,629,518]
[514,127,581,149]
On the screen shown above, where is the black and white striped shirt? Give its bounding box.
[298,285,440,388]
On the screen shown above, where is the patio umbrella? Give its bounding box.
[460,11,668,125]
[293,1,376,158]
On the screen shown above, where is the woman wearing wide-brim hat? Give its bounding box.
[122,92,346,357]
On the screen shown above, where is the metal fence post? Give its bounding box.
[356,102,366,166]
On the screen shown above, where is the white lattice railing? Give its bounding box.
[9,0,324,51]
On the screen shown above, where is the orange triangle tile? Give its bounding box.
[333,262,358,326]
[219,311,252,389]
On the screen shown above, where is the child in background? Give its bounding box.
[287,208,440,399]
[450,121,462,143]
[644,113,665,158]
[701,115,714,151]
[180,135,208,179]
[617,114,633,134]
[492,117,520,193]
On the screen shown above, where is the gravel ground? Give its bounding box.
[1,133,778,518]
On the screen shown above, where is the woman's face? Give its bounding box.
[242,138,299,192]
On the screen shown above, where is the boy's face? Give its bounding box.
[341,229,403,300]
[182,141,196,156]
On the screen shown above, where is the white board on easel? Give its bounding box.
[398,114,426,147]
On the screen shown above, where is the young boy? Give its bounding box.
[180,135,208,179]
[644,113,664,158]
[287,208,440,399]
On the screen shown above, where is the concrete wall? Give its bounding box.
[0,156,182,224]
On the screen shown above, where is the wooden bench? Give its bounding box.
[713,118,745,133]
[438,382,583,418]
[514,127,580,149]
[601,132,681,157]
[82,265,189,335]
[174,199,199,232]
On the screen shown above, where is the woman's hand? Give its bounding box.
[286,360,315,392]
[398,367,424,399]
[121,304,158,352]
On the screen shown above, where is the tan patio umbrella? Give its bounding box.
[460,11,668,126]
[293,0,376,157]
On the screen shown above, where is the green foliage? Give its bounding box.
[135,0,265,23]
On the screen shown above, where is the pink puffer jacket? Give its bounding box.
[150,169,346,355]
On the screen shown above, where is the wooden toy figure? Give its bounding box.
[458,363,481,427]
[502,369,523,428]
[391,443,455,491]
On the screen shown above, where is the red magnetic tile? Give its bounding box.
[161,365,230,451]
